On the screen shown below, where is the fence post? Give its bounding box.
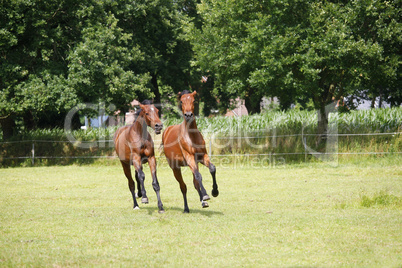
[31,142,35,166]
[302,126,306,162]
[209,139,212,156]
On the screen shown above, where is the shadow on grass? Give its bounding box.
[142,206,224,217]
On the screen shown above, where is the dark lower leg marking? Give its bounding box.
[137,169,148,204]
[209,163,219,197]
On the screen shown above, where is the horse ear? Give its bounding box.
[139,104,145,110]
[192,91,197,96]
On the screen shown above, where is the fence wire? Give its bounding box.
[0,132,401,165]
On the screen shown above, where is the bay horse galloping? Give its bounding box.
[162,91,219,213]
[114,100,164,213]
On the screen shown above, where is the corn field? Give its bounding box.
[1,108,401,167]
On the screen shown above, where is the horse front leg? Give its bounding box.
[193,174,209,208]
[120,161,140,209]
[133,155,148,204]
[202,154,219,197]
[185,153,209,208]
[134,170,142,198]
[148,156,164,213]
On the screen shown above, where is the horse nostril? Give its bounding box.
[155,123,162,129]
[185,112,193,118]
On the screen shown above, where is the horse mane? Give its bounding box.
[179,90,192,98]
[134,99,153,118]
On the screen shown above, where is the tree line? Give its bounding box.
[1,0,400,140]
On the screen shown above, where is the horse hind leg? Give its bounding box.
[173,168,190,213]
[121,161,140,209]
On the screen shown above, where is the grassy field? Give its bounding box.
[1,156,401,267]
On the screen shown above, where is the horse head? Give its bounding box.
[139,103,163,134]
[179,91,197,122]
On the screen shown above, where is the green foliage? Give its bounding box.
[192,107,402,135]
[7,107,401,141]
[108,0,197,105]
[1,107,400,167]
[191,0,401,129]
[0,0,80,118]
[67,11,150,112]
[0,0,197,138]
[1,0,400,141]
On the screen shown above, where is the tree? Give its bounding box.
[0,0,81,138]
[0,1,154,136]
[349,0,401,107]
[66,10,150,114]
[190,0,269,114]
[108,0,198,115]
[191,0,401,136]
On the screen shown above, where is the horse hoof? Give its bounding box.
[183,209,190,213]
[212,189,219,197]
[158,209,165,214]
[202,201,209,208]
[141,197,149,204]
[133,206,140,210]
[203,194,210,201]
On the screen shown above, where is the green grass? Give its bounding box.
[1,157,401,267]
[359,190,402,208]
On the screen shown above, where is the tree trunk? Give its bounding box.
[314,82,337,147]
[151,74,162,117]
[371,97,376,108]
[316,98,337,148]
[0,115,16,140]
[317,104,328,140]
[378,93,383,108]
[244,87,261,114]
[23,111,35,131]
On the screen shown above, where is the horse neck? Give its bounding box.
[132,115,148,139]
[182,117,198,135]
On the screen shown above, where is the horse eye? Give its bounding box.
[146,113,149,115]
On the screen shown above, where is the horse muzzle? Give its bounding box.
[154,123,163,134]
[184,112,194,122]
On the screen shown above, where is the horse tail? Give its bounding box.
[159,131,166,157]
[159,139,165,156]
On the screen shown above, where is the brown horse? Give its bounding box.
[162,91,219,213]
[114,100,164,213]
